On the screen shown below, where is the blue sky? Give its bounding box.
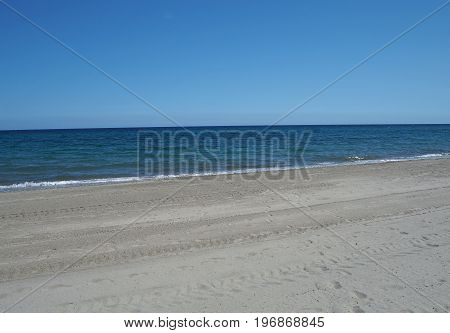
[0,0,449,130]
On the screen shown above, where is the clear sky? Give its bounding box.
[0,0,449,130]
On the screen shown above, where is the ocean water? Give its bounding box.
[1,125,449,191]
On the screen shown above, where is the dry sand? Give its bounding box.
[0,159,449,312]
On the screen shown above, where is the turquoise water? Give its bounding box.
[1,125,449,191]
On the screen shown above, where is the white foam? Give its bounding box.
[1,153,448,191]
[0,177,140,191]
[309,153,449,169]
[347,155,365,160]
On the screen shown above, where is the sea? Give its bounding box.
[1,125,449,191]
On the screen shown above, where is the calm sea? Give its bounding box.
[1,125,449,191]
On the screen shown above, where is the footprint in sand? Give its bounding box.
[332,281,342,289]
[178,265,195,271]
[352,305,365,312]
[129,272,148,278]
[354,290,367,299]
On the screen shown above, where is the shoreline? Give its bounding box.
[1,153,449,192]
[1,158,449,312]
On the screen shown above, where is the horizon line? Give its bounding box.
[1,123,450,132]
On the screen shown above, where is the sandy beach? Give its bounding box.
[0,159,449,312]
